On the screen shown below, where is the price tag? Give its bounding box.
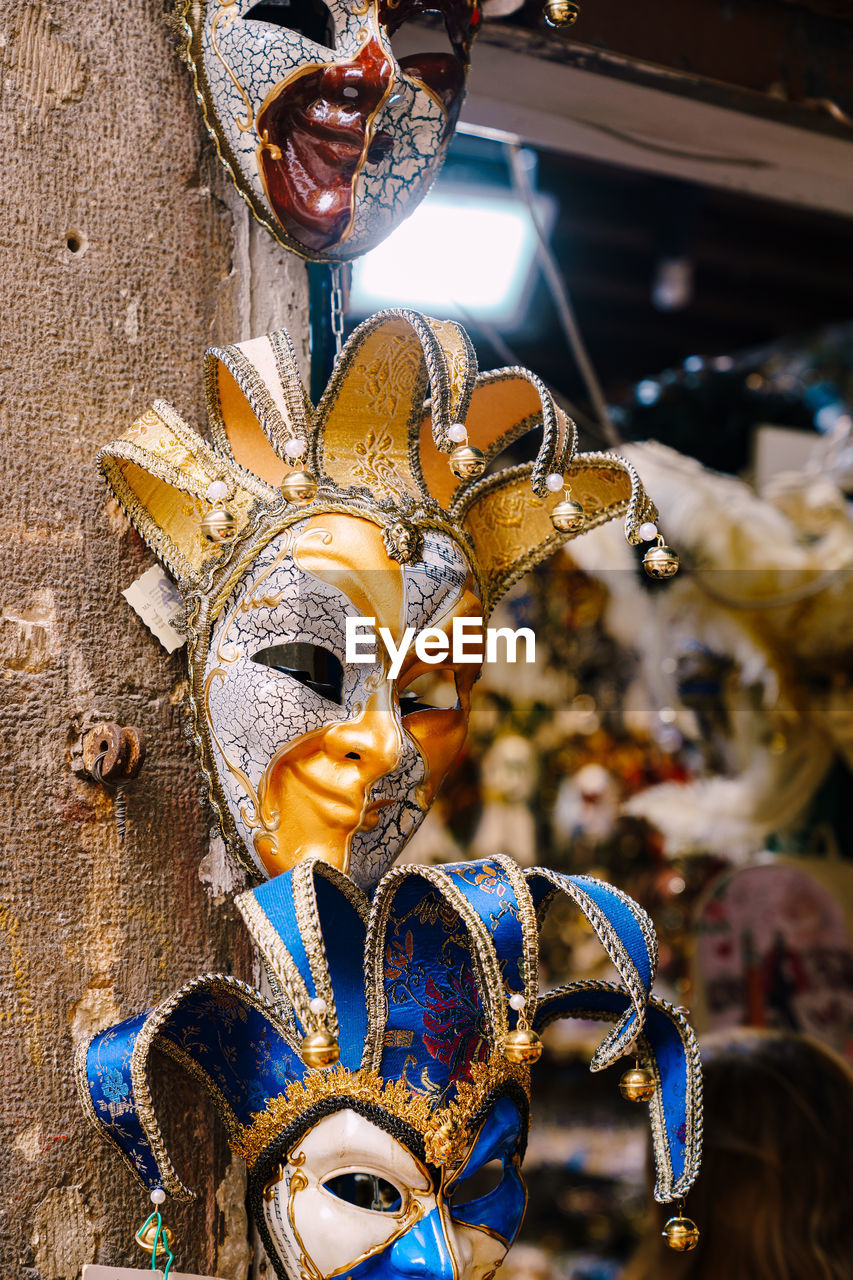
[122,566,185,653]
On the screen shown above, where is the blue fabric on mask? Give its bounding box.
[246,864,368,1064]
[84,1011,162,1188]
[251,871,314,1011]
[313,872,367,1070]
[444,861,526,998]
[380,876,488,1100]
[533,982,701,1200]
[80,977,304,1194]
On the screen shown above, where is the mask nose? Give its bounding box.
[389,1207,456,1280]
[323,683,402,776]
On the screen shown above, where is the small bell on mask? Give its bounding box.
[543,0,580,26]
[503,993,543,1064]
[643,532,679,579]
[281,438,318,504]
[301,996,340,1069]
[134,1188,175,1271]
[135,1218,173,1256]
[619,1063,656,1102]
[201,479,237,543]
[548,473,585,535]
[663,1207,700,1252]
[448,423,486,480]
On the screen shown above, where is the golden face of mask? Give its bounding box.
[202,514,481,889]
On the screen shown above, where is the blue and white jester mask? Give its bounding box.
[78,857,703,1280]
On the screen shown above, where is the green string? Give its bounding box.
[139,1209,174,1279]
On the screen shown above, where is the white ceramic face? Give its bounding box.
[202,514,481,889]
[263,1107,521,1280]
[192,0,479,260]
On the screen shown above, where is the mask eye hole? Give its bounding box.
[322,1172,404,1212]
[244,0,335,48]
[449,1158,504,1207]
[399,669,459,715]
[252,642,344,705]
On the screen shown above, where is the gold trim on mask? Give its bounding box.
[233,1059,530,1172]
[211,0,254,132]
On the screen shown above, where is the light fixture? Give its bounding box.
[651,256,694,312]
[351,188,552,327]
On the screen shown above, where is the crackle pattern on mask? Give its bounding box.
[189,0,473,259]
[204,519,475,888]
[347,532,474,889]
[260,1100,525,1280]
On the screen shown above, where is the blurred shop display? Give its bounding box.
[401,320,853,1278]
[694,864,853,1062]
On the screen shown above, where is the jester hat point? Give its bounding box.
[78,857,702,1280]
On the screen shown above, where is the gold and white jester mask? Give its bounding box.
[97,310,658,890]
[180,0,482,260]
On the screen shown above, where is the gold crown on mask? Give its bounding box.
[98,308,662,620]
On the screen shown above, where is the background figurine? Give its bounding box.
[471,734,538,867]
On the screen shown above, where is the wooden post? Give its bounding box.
[0,3,308,1277]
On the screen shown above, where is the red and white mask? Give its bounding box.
[183,0,481,260]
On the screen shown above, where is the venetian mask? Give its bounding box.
[78,857,703,1280]
[260,1098,526,1280]
[98,309,658,890]
[180,0,481,260]
[203,514,482,885]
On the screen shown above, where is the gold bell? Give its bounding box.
[449,444,486,480]
[543,0,580,26]
[301,1028,340,1069]
[281,470,319,504]
[619,1065,656,1102]
[662,1215,700,1252]
[550,496,585,534]
[201,506,237,543]
[135,1220,173,1256]
[643,536,679,579]
[503,1026,543,1064]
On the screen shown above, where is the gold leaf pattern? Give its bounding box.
[232,1057,530,1171]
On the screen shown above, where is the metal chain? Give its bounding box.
[330,263,345,359]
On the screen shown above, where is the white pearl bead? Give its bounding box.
[448,423,467,443]
[639,521,658,541]
[150,1187,166,1205]
[545,473,564,492]
[284,438,307,458]
[206,480,228,503]
[509,993,526,1011]
[309,996,328,1015]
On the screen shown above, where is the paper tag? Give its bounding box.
[82,1266,223,1280]
[122,566,186,654]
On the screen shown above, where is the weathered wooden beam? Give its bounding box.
[0,3,308,1278]
[443,23,853,217]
